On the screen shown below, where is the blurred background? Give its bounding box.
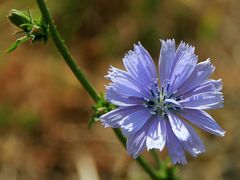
[0,0,239,179]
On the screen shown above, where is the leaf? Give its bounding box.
[6,36,30,53]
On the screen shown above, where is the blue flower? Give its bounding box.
[100,39,225,164]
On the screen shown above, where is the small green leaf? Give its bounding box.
[6,36,30,53]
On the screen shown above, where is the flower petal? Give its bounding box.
[99,106,144,128]
[164,99,182,109]
[179,92,224,110]
[126,124,149,159]
[106,86,144,106]
[106,67,146,98]
[175,41,193,62]
[106,66,151,97]
[123,42,157,89]
[182,79,222,98]
[136,42,158,80]
[177,59,215,95]
[179,109,225,136]
[169,43,198,94]
[121,108,152,136]
[159,39,176,87]
[167,112,205,157]
[165,121,187,164]
[146,116,166,151]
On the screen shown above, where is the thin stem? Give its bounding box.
[150,150,161,170]
[36,0,99,102]
[113,129,160,180]
[35,0,160,179]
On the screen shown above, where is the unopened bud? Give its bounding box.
[7,9,49,53]
[8,9,31,32]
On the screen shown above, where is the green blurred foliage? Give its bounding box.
[0,104,40,134]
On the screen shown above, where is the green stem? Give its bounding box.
[150,150,161,170]
[113,129,160,180]
[35,0,160,179]
[36,0,99,102]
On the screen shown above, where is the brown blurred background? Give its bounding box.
[0,0,239,179]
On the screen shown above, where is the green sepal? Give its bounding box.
[6,36,30,53]
[88,93,116,128]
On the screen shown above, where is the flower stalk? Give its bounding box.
[35,0,99,102]
[113,128,161,179]
[150,150,162,170]
[34,0,164,179]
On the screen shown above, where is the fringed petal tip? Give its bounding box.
[160,38,176,45]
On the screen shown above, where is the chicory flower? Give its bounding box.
[100,39,225,164]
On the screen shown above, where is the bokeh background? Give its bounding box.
[0,0,239,179]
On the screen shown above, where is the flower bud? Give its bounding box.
[7,9,49,52]
[8,9,31,32]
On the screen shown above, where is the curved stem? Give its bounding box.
[150,150,161,170]
[35,0,160,179]
[113,129,160,180]
[36,0,99,102]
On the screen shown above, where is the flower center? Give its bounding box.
[143,81,181,116]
